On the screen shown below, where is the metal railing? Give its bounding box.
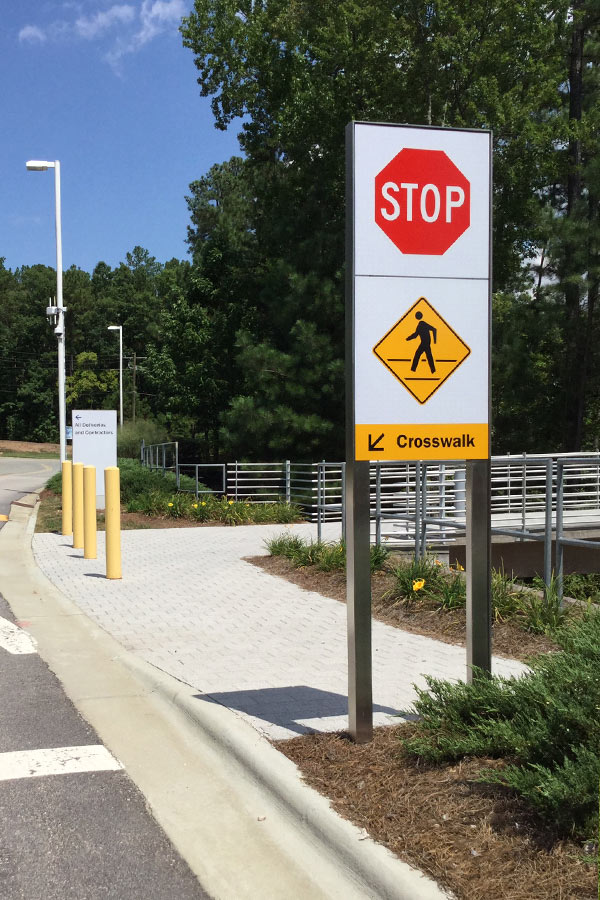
[141,440,179,482]
[140,444,600,597]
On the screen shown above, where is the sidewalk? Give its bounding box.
[33,523,526,741]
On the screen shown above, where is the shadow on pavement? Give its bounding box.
[194,685,401,735]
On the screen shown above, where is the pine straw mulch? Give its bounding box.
[248,555,558,662]
[279,725,597,900]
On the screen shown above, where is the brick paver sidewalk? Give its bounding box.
[33,524,526,740]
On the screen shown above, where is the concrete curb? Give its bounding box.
[121,653,451,900]
[17,496,452,900]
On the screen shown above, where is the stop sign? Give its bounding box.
[374,148,470,256]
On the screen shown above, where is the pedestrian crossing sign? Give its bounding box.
[372,296,470,404]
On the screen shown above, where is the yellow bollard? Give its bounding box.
[83,465,97,560]
[72,462,84,549]
[104,466,122,580]
[61,460,73,536]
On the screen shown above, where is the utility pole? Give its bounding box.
[132,351,136,423]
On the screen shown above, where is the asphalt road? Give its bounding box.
[0,458,60,522]
[0,595,211,899]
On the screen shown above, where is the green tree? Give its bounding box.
[66,352,118,410]
[181,0,572,457]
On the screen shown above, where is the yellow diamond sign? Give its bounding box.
[373,296,470,404]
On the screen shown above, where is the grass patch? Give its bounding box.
[400,610,600,840]
[0,450,61,459]
[34,491,62,533]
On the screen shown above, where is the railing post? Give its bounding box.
[234,461,238,500]
[556,461,564,605]
[341,462,346,542]
[176,441,180,489]
[414,462,421,560]
[466,460,492,679]
[317,462,323,543]
[544,458,553,600]
[439,463,446,543]
[285,460,291,504]
[375,463,382,547]
[195,465,199,500]
[140,438,145,465]
[420,464,428,557]
[521,451,527,540]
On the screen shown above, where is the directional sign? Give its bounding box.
[373,296,470,404]
[72,410,117,509]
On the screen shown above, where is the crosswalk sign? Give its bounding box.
[372,296,470,404]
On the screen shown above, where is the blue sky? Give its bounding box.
[2,0,241,274]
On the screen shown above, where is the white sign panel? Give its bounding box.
[348,122,491,460]
[72,410,117,508]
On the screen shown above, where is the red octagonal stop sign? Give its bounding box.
[374,148,470,256]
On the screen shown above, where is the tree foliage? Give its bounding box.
[3,3,600,456]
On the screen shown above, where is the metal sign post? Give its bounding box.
[346,122,492,741]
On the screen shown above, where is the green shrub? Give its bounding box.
[391,556,445,600]
[558,572,600,605]
[400,610,600,838]
[126,492,303,525]
[265,533,389,573]
[117,419,168,459]
[434,573,466,610]
[490,568,526,622]
[46,472,62,493]
[522,575,572,633]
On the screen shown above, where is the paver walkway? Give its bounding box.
[33,524,526,740]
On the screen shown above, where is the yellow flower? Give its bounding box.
[413,578,425,591]
[167,502,174,508]
[201,501,206,506]
[228,500,234,505]
[192,503,198,509]
[454,563,465,571]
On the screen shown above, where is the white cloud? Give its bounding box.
[75,5,135,40]
[105,0,185,70]
[18,1,185,71]
[136,0,186,46]
[19,25,47,43]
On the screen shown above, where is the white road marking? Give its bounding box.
[0,745,123,781]
[0,617,37,655]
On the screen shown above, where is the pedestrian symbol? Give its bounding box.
[373,296,470,404]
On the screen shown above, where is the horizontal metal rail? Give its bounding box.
[140,447,600,596]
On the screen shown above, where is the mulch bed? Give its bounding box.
[248,555,558,662]
[254,554,596,896]
[279,726,597,900]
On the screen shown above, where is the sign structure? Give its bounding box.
[72,410,117,509]
[348,122,491,462]
[345,123,493,743]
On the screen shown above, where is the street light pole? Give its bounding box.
[108,325,123,427]
[26,160,66,463]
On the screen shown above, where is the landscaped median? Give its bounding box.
[37,458,304,532]
[254,534,598,899]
